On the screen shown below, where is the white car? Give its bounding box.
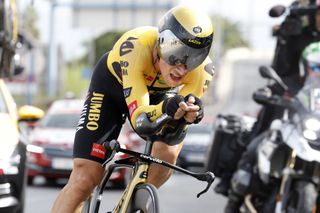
[27,99,83,185]
[0,79,43,212]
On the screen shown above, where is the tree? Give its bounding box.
[222,19,249,51]
[23,5,39,39]
[212,15,250,59]
[93,31,124,63]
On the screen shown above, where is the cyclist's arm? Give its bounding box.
[119,40,164,129]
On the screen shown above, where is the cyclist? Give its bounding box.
[224,2,320,212]
[51,5,214,213]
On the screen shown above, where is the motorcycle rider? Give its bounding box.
[222,1,320,212]
[301,41,320,78]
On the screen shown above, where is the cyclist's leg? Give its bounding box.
[52,53,126,213]
[147,141,183,188]
[52,159,104,213]
[147,90,188,188]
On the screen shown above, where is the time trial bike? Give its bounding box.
[81,113,215,213]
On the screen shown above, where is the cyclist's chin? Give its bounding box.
[167,81,180,87]
[164,78,181,87]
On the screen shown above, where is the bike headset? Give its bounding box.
[156,5,214,71]
[302,41,320,76]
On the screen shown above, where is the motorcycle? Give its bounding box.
[242,66,320,213]
[207,65,320,212]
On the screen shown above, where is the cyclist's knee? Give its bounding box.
[152,141,182,164]
[165,147,180,164]
[67,158,104,197]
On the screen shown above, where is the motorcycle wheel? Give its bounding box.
[286,181,317,213]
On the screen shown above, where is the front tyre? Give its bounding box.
[286,181,317,213]
[127,183,159,213]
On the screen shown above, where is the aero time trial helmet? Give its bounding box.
[157,5,214,71]
[302,41,320,75]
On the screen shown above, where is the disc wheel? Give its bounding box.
[126,183,160,213]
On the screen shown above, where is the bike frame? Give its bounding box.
[88,160,149,213]
[83,114,215,213]
[112,162,150,212]
[86,138,154,213]
[84,140,214,213]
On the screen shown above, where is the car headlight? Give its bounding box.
[305,118,320,131]
[0,153,21,175]
[27,144,44,153]
[303,118,320,140]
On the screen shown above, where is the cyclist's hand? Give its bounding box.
[162,95,185,119]
[162,95,199,120]
[183,94,204,124]
[176,101,199,120]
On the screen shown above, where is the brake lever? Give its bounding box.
[103,139,121,151]
[196,171,215,198]
[101,140,121,167]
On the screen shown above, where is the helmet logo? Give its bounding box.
[188,39,201,45]
[193,26,202,34]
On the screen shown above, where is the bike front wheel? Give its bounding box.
[126,183,160,213]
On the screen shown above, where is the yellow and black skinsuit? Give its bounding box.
[73,27,214,163]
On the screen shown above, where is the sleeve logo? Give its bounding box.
[128,100,138,117]
[120,60,129,76]
[123,87,132,98]
[120,37,138,56]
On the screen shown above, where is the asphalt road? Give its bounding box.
[25,171,227,213]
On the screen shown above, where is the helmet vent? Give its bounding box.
[193,26,202,34]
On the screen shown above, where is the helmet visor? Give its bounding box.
[159,30,211,71]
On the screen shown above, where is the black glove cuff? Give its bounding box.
[193,107,204,124]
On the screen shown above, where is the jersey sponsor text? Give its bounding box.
[90,143,106,159]
[87,92,104,131]
[128,100,138,117]
[76,104,88,132]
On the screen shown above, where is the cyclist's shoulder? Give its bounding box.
[107,27,157,81]
[109,26,157,60]
[119,26,158,46]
